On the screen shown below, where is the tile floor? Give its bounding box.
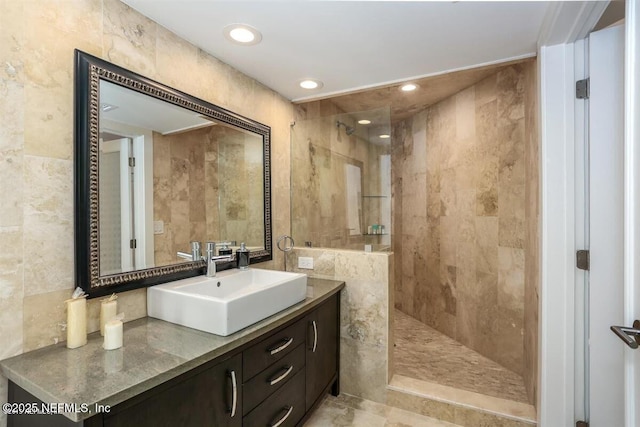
[304,393,462,427]
[393,310,530,404]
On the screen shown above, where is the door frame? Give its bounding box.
[538,1,640,425]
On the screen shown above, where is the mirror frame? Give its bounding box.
[74,50,272,298]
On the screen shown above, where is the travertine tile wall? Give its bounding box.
[153,126,264,265]
[392,62,538,386]
[153,127,215,266]
[286,248,393,404]
[0,1,293,425]
[292,101,391,250]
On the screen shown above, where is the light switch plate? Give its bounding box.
[298,256,314,269]
[153,220,164,235]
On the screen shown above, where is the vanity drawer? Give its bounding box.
[243,368,305,427]
[243,319,305,381]
[243,343,305,416]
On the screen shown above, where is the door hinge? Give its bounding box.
[577,250,590,271]
[130,239,137,249]
[128,157,135,167]
[576,421,589,427]
[576,78,590,99]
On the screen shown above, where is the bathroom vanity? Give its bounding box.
[0,278,344,427]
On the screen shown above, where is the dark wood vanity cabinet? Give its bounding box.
[305,294,339,412]
[6,291,341,427]
[103,354,242,427]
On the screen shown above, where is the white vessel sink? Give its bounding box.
[147,268,308,336]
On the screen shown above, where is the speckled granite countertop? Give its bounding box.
[0,278,344,422]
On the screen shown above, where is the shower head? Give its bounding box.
[336,120,355,136]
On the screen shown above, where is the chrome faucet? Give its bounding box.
[176,241,203,261]
[205,242,233,277]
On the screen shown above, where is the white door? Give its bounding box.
[623,1,640,425]
[589,9,640,425]
[99,137,135,273]
[588,22,625,427]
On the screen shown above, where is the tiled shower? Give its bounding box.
[391,61,539,406]
[290,60,539,414]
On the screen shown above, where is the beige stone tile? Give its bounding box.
[455,86,476,140]
[475,74,497,107]
[286,248,336,278]
[340,339,387,404]
[0,0,24,79]
[0,147,23,228]
[24,0,101,88]
[225,67,257,118]
[476,99,498,156]
[103,0,157,77]
[194,49,232,108]
[497,66,525,126]
[439,168,456,216]
[23,221,74,296]
[389,374,535,423]
[24,156,73,225]
[498,247,525,311]
[0,291,23,361]
[0,227,23,360]
[454,406,535,427]
[23,83,74,160]
[340,279,388,347]
[334,251,389,283]
[304,395,386,427]
[387,388,457,424]
[23,288,70,352]
[498,216,525,249]
[22,156,74,296]
[476,154,499,216]
[23,1,101,160]
[476,243,498,275]
[155,26,199,95]
[0,373,6,427]
[475,217,499,248]
[117,288,148,322]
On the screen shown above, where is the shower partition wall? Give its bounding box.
[290,107,391,252]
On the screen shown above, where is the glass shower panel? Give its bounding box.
[290,107,391,251]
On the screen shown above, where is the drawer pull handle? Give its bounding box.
[270,405,294,427]
[268,337,294,355]
[228,370,237,418]
[312,320,318,353]
[268,365,294,386]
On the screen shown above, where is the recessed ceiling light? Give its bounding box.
[358,119,371,125]
[223,24,262,45]
[299,79,323,90]
[400,83,418,92]
[379,134,390,139]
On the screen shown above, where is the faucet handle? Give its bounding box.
[190,241,201,259]
[205,242,216,254]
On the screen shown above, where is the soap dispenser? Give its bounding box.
[218,243,232,256]
[236,243,250,270]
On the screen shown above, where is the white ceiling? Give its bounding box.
[100,80,214,135]
[121,1,551,102]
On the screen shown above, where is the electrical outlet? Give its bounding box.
[153,220,164,235]
[298,256,314,269]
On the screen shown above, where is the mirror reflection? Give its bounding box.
[98,80,265,276]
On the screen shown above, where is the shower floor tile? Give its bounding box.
[393,309,530,404]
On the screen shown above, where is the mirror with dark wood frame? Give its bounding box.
[74,50,272,298]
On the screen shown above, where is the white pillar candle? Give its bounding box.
[100,300,118,336]
[66,298,87,349]
[103,319,123,350]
